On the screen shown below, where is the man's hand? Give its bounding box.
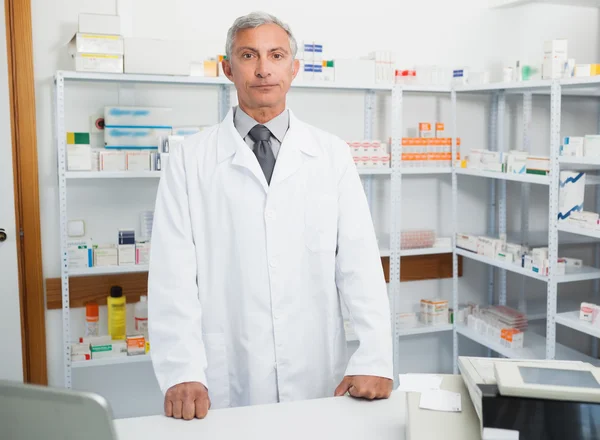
[334,375,393,400]
[164,382,211,420]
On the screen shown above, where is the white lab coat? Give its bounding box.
[148,108,393,409]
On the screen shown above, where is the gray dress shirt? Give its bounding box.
[233,106,290,159]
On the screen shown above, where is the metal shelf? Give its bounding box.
[72,355,151,369]
[69,265,149,277]
[457,248,600,283]
[358,168,392,175]
[400,167,452,175]
[400,246,453,257]
[66,171,162,179]
[456,248,548,282]
[558,223,600,240]
[398,323,453,337]
[455,168,549,185]
[556,311,600,339]
[490,0,600,8]
[456,325,599,364]
[559,156,600,170]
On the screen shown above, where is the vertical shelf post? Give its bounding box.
[520,92,532,314]
[56,72,72,389]
[497,91,507,306]
[451,89,459,373]
[390,85,403,383]
[546,80,561,360]
[363,90,376,209]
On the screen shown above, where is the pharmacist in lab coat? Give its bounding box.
[148,11,393,420]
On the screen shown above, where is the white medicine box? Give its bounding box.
[78,13,121,35]
[69,33,124,56]
[544,39,568,58]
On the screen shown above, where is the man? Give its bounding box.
[148,11,393,421]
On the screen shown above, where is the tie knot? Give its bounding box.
[249,124,272,142]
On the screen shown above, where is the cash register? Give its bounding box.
[458,357,600,440]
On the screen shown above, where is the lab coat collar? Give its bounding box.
[217,107,322,190]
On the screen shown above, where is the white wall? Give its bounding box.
[31,0,600,417]
[0,0,23,383]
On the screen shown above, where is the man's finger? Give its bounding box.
[182,398,196,421]
[164,398,173,417]
[172,400,183,419]
[334,377,353,397]
[348,384,364,398]
[195,396,210,419]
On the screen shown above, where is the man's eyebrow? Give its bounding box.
[269,47,290,54]
[236,46,258,53]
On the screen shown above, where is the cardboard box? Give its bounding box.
[544,39,568,58]
[477,237,504,258]
[74,53,123,73]
[575,64,592,77]
[559,171,586,222]
[506,151,528,174]
[456,233,478,253]
[91,341,127,360]
[100,151,126,171]
[126,151,151,171]
[136,241,151,265]
[69,33,124,55]
[93,246,118,267]
[68,241,92,269]
[105,106,172,128]
[118,244,135,266]
[526,156,550,175]
[585,135,600,157]
[67,144,92,171]
[562,137,584,157]
[543,57,566,80]
[79,13,121,35]
[104,127,171,150]
[126,335,146,356]
[124,38,204,76]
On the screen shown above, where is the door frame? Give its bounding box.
[5,0,47,385]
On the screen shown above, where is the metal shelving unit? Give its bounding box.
[452,76,600,366]
[57,69,600,389]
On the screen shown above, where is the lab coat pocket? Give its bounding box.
[204,333,231,409]
[305,192,337,253]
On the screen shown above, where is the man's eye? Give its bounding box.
[273,53,283,59]
[242,53,253,59]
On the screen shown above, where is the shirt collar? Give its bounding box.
[233,106,289,143]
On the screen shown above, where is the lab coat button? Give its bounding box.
[269,259,278,268]
[265,209,276,220]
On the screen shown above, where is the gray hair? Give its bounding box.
[225,12,298,61]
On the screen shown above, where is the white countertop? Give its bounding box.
[115,391,406,440]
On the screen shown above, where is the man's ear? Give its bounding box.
[223,60,233,81]
[292,59,300,79]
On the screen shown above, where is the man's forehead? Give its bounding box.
[234,25,290,47]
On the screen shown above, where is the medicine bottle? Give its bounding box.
[107,285,126,340]
[85,302,99,337]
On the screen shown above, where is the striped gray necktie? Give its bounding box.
[249,124,276,185]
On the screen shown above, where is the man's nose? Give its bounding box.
[255,58,271,78]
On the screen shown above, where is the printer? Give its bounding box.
[458,356,600,440]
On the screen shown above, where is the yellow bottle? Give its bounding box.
[107,285,126,340]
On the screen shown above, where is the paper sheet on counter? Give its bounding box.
[397,374,443,393]
[419,390,462,413]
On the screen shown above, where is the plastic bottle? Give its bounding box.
[134,295,148,339]
[107,285,126,340]
[85,302,99,337]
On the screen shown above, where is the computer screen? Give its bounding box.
[519,366,600,389]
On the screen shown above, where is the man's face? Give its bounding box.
[223,24,299,111]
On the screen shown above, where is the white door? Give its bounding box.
[0,4,24,382]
